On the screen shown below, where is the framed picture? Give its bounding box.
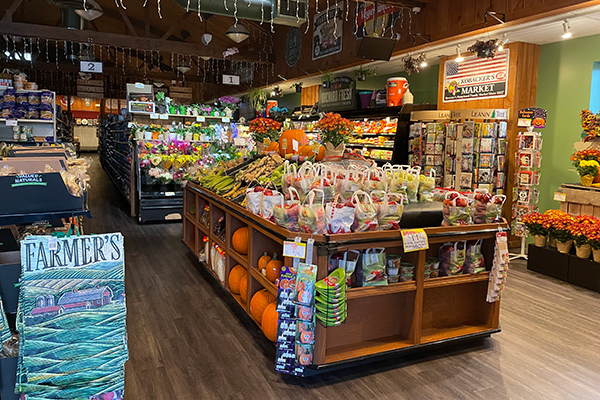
[479,154,493,168]
[462,121,475,138]
[461,155,474,172]
[462,138,474,154]
[480,138,494,153]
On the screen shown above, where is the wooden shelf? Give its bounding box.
[184,212,195,222]
[229,291,247,311]
[420,325,492,344]
[229,248,249,269]
[212,235,226,249]
[346,281,416,299]
[197,223,209,236]
[325,335,413,364]
[423,272,490,289]
[250,268,278,297]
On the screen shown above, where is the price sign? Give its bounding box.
[165,192,175,197]
[283,241,306,259]
[80,61,103,73]
[6,119,18,126]
[196,116,206,122]
[222,117,230,123]
[554,192,567,202]
[150,113,159,119]
[234,138,245,146]
[160,114,169,120]
[292,139,298,151]
[401,229,429,252]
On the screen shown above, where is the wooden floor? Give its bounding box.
[86,156,600,400]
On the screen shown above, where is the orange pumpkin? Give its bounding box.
[265,253,283,283]
[315,145,326,161]
[279,129,308,157]
[299,145,314,157]
[228,265,245,294]
[258,252,272,275]
[239,272,248,303]
[232,227,249,255]
[249,289,276,322]
[268,142,279,153]
[261,303,279,342]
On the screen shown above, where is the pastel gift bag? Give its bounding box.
[298,189,327,234]
[351,190,379,232]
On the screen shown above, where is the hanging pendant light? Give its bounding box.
[226,24,249,43]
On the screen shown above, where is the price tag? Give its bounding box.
[150,113,159,119]
[6,119,17,126]
[263,138,271,146]
[281,138,287,149]
[48,237,58,251]
[401,229,429,252]
[554,192,567,202]
[196,116,205,122]
[283,240,306,259]
[165,192,175,197]
[222,117,230,123]
[292,139,298,151]
[160,114,169,120]
[234,138,245,146]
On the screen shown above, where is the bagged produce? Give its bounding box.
[351,190,379,232]
[376,192,405,230]
[389,167,409,204]
[336,169,363,200]
[311,168,336,203]
[486,195,506,223]
[281,161,296,193]
[365,167,386,192]
[442,191,472,226]
[245,183,263,215]
[325,194,355,234]
[273,188,301,232]
[261,182,283,220]
[464,240,486,274]
[362,248,388,286]
[438,242,466,276]
[418,170,436,202]
[293,162,315,201]
[298,189,326,234]
[406,167,421,203]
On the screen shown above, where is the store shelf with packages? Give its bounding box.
[0,88,57,143]
[182,182,508,374]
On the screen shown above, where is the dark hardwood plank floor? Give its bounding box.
[85,155,600,400]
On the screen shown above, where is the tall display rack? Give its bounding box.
[0,88,57,144]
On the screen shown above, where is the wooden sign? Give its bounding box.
[319,76,356,112]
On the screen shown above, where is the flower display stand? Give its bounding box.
[556,183,600,217]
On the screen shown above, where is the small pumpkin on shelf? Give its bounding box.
[315,145,326,161]
[232,227,249,255]
[249,289,276,322]
[299,145,314,157]
[228,265,245,294]
[239,272,248,303]
[265,253,283,283]
[268,141,279,153]
[258,252,272,276]
[261,302,279,342]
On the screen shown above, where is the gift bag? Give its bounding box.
[439,242,466,276]
[418,170,436,203]
[245,182,263,215]
[298,189,327,234]
[377,192,405,230]
[362,248,388,286]
[261,182,283,220]
[273,188,301,232]
[336,169,363,200]
[281,161,297,194]
[442,191,472,226]
[464,240,486,274]
[325,194,355,234]
[406,167,421,203]
[365,168,386,193]
[293,162,315,201]
[351,190,379,232]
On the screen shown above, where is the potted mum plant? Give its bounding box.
[587,229,600,262]
[571,215,600,258]
[315,112,354,159]
[249,117,281,153]
[521,212,548,247]
[576,159,599,186]
[545,210,574,253]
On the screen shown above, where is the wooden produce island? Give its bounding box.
[182,182,506,372]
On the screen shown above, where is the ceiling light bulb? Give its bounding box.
[419,53,427,68]
[498,34,509,51]
[271,91,276,97]
[562,19,572,39]
[455,45,464,63]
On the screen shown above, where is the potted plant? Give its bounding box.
[291,82,303,93]
[576,159,599,186]
[249,88,268,114]
[587,228,600,262]
[249,117,281,153]
[580,109,600,142]
[545,210,575,253]
[467,39,499,59]
[401,54,427,75]
[321,71,334,88]
[314,112,354,159]
[569,215,599,258]
[354,65,377,81]
[521,212,548,247]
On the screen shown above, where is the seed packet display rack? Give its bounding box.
[182,182,507,372]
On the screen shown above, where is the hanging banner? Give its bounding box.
[312,3,344,60]
[354,3,400,38]
[443,49,510,102]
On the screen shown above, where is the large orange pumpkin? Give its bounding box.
[279,129,308,157]
[228,265,245,294]
[239,272,248,302]
[268,142,279,153]
[232,227,249,255]
[265,253,283,283]
[249,289,276,322]
[261,302,279,342]
[315,145,326,161]
[299,145,314,157]
[258,252,272,275]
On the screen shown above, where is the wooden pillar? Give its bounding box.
[437,42,540,243]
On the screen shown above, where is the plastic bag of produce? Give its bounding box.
[376,192,405,230]
[442,191,472,226]
[273,188,301,232]
[311,166,336,203]
[365,167,386,193]
[293,162,315,202]
[261,182,283,221]
[418,170,436,202]
[325,194,355,234]
[362,248,388,286]
[406,167,421,203]
[351,190,379,232]
[281,161,296,194]
[486,195,506,223]
[438,241,466,276]
[469,188,490,224]
[245,183,264,215]
[298,189,326,234]
[336,169,363,200]
[389,166,409,204]
[464,240,486,274]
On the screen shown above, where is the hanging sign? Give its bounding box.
[518,107,547,128]
[443,49,510,102]
[283,241,306,259]
[222,74,240,85]
[312,2,344,60]
[285,27,302,67]
[450,108,509,120]
[319,76,356,112]
[80,61,103,73]
[354,3,399,38]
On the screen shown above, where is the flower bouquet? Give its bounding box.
[315,112,354,158]
[521,212,548,247]
[249,117,281,152]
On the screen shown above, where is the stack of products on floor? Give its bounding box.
[17,234,127,399]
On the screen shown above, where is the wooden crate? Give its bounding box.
[558,183,600,217]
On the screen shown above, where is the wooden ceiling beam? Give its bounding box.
[0,21,268,62]
[1,0,25,23]
[144,6,150,36]
[118,8,139,37]
[160,11,193,40]
[350,0,426,8]
[101,9,170,39]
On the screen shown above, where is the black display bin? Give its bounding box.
[568,256,600,292]
[527,244,570,281]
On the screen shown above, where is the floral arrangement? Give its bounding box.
[543,209,574,243]
[467,39,499,59]
[521,212,547,236]
[218,96,240,110]
[580,109,600,141]
[315,112,355,147]
[576,159,599,177]
[570,149,600,166]
[249,117,281,143]
[568,215,600,246]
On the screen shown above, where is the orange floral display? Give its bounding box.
[249,117,281,143]
[315,112,355,147]
[521,212,547,236]
[542,209,575,243]
[580,109,600,141]
[570,149,600,167]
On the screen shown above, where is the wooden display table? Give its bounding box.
[183,182,506,371]
[558,183,600,217]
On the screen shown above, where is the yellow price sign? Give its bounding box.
[401,229,429,252]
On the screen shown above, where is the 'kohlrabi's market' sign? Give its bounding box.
[443,49,510,102]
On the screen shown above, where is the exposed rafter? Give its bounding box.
[160,11,193,40]
[118,8,139,37]
[1,0,25,23]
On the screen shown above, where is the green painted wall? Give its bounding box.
[277,92,302,111]
[536,34,600,212]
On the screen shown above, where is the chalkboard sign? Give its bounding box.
[285,27,302,67]
[319,76,356,112]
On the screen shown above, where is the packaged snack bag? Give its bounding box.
[325,194,355,234]
[438,242,466,276]
[298,189,326,234]
[406,167,421,203]
[418,170,436,202]
[362,248,388,286]
[351,190,379,232]
[376,192,405,230]
[273,188,301,231]
[464,240,486,274]
[442,191,472,226]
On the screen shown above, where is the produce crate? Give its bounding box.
[557,183,600,217]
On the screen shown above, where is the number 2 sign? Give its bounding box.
[80,61,103,73]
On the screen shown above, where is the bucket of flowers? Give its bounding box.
[544,210,575,253]
[521,212,548,247]
[314,112,354,160]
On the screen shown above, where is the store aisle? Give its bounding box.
[85,157,600,400]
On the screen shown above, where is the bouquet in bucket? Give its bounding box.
[315,112,354,157]
[249,117,281,147]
